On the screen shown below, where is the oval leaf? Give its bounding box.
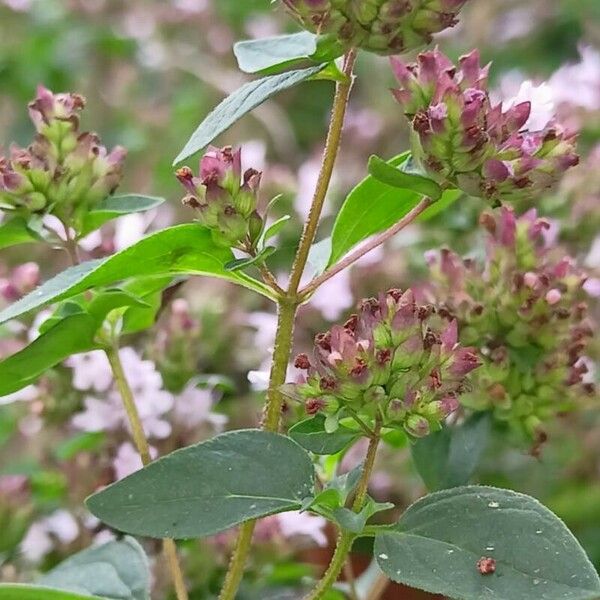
[80,194,165,237]
[173,65,325,165]
[411,413,491,491]
[0,224,274,325]
[38,537,150,600]
[289,415,360,455]
[86,429,315,539]
[0,585,97,600]
[0,313,99,396]
[368,155,442,200]
[234,32,317,73]
[329,153,460,266]
[375,486,600,600]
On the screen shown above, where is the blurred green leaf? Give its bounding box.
[87,430,315,539]
[38,537,150,600]
[0,313,100,396]
[0,224,275,326]
[79,194,165,237]
[224,246,276,272]
[411,413,491,491]
[0,585,97,600]
[54,432,106,461]
[234,32,317,73]
[0,217,39,250]
[173,65,326,165]
[375,486,600,600]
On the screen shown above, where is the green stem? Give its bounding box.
[304,419,382,600]
[217,49,358,600]
[105,344,189,600]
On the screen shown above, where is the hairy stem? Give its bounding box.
[304,419,382,600]
[300,196,434,298]
[218,50,357,600]
[105,344,189,600]
[287,49,357,296]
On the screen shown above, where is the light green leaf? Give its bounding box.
[87,289,149,322]
[368,155,442,200]
[411,413,491,491]
[86,430,315,539]
[0,313,100,396]
[234,32,317,73]
[38,537,150,600]
[329,153,460,265]
[0,224,275,325]
[173,65,326,165]
[0,585,97,600]
[80,195,165,237]
[375,486,600,600]
[289,415,360,455]
[0,217,39,250]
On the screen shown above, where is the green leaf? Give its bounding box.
[411,413,491,491]
[87,289,149,322]
[0,217,39,250]
[0,585,97,600]
[234,32,317,73]
[260,215,291,246]
[54,432,106,461]
[368,155,442,200]
[79,195,164,237]
[86,430,315,539]
[0,313,100,396]
[374,486,600,600]
[38,537,150,600]
[224,246,276,272]
[289,415,361,455]
[0,224,275,325]
[173,65,326,165]
[328,153,460,265]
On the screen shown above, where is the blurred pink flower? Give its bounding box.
[66,350,113,393]
[113,442,158,480]
[549,46,600,111]
[277,511,328,547]
[503,81,555,131]
[172,382,228,430]
[20,510,79,563]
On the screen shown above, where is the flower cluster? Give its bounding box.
[422,207,594,438]
[290,289,480,437]
[391,49,579,203]
[0,86,126,228]
[281,0,469,55]
[176,146,263,248]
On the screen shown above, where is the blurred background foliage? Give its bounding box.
[0,1,599,598]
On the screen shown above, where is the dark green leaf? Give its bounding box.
[411,413,491,491]
[173,65,325,165]
[234,32,317,73]
[80,195,165,237]
[0,217,39,250]
[86,430,315,539]
[38,537,150,600]
[0,585,97,600]
[0,313,100,396]
[0,224,275,325]
[329,153,460,265]
[368,155,442,200]
[289,415,361,455]
[375,486,600,600]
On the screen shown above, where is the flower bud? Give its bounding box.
[289,287,478,436]
[177,146,263,248]
[391,49,579,203]
[282,0,469,55]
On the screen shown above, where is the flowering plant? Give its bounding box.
[0,2,598,600]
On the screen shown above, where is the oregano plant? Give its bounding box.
[0,2,598,600]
